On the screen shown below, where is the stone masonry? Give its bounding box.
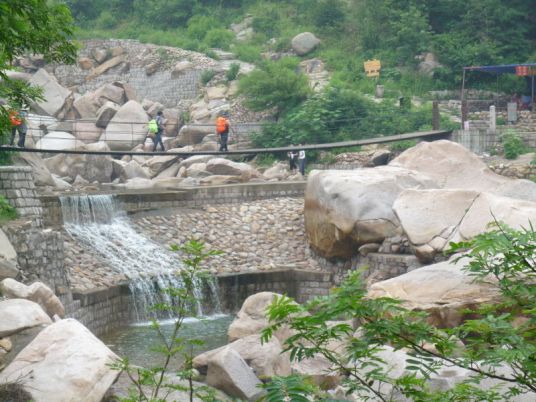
[0,166,69,296]
[0,166,43,226]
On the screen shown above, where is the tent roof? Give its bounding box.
[464,63,536,74]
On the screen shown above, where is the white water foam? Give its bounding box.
[60,195,220,321]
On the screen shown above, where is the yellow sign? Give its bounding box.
[364,59,381,78]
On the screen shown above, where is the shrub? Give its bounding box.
[95,10,117,29]
[200,69,216,86]
[186,15,220,41]
[225,62,240,81]
[233,43,262,63]
[0,196,17,223]
[202,28,234,49]
[502,130,524,159]
[238,57,310,119]
[389,139,418,152]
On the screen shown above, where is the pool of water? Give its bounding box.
[101,315,234,370]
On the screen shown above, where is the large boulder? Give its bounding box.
[178,154,216,169]
[96,101,119,128]
[94,83,124,106]
[35,131,84,151]
[368,258,501,327]
[72,121,103,143]
[44,141,113,183]
[142,155,180,178]
[73,92,100,119]
[155,163,180,179]
[206,158,259,181]
[12,153,55,187]
[111,160,150,181]
[263,162,289,180]
[390,140,536,202]
[0,319,120,402]
[304,167,436,258]
[200,175,242,186]
[394,189,536,262]
[228,292,292,343]
[1,279,65,318]
[291,355,340,390]
[100,100,148,150]
[0,299,51,337]
[29,69,71,117]
[177,125,213,146]
[206,348,264,401]
[194,334,290,378]
[291,32,321,56]
[0,230,18,280]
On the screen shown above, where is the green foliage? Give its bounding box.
[225,62,240,82]
[251,86,433,155]
[200,70,216,86]
[260,375,319,402]
[112,239,223,402]
[238,57,310,119]
[254,153,278,167]
[0,196,17,223]
[203,28,234,49]
[501,130,525,160]
[0,0,76,133]
[232,43,262,63]
[95,10,117,29]
[261,222,536,400]
[389,139,418,152]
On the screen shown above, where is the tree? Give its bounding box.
[238,57,310,120]
[262,222,536,401]
[0,0,77,133]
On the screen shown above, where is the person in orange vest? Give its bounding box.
[9,107,28,148]
[215,112,230,152]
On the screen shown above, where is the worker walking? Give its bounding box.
[216,112,230,152]
[9,106,28,148]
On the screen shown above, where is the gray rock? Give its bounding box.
[29,69,72,117]
[0,279,65,318]
[96,101,119,128]
[206,348,264,401]
[45,141,113,183]
[100,100,149,150]
[0,319,120,402]
[0,299,52,337]
[0,230,18,280]
[291,32,321,56]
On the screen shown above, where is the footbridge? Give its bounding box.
[1,129,452,157]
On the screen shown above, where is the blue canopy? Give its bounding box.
[464,63,536,74]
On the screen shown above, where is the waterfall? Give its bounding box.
[60,195,221,321]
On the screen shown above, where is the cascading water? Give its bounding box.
[60,194,221,321]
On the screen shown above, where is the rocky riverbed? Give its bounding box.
[63,197,321,291]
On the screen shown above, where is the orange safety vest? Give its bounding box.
[9,111,22,126]
[216,117,229,134]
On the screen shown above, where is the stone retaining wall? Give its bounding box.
[453,129,536,155]
[40,181,306,227]
[316,252,424,286]
[68,285,132,337]
[214,269,332,312]
[0,166,43,226]
[0,166,69,295]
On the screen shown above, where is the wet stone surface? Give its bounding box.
[64,197,321,291]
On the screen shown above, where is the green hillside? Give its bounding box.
[65,0,534,150]
[68,0,534,89]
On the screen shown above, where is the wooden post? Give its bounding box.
[432,101,440,130]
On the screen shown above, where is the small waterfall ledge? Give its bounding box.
[60,194,221,322]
